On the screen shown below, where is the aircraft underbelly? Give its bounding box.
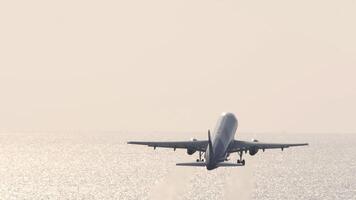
[214,139,228,161]
[214,127,236,157]
[207,112,238,169]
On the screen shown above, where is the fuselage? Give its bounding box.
[205,112,238,170]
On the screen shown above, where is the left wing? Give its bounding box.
[127,140,208,152]
[228,140,308,153]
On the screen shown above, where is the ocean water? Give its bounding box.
[0,132,354,199]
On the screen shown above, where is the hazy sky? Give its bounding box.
[1,0,355,133]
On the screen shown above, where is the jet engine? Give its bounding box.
[187,138,198,155]
[187,148,196,155]
[249,139,259,156]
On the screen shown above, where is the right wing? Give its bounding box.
[127,140,208,152]
[228,140,308,153]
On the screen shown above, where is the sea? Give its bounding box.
[0,132,355,199]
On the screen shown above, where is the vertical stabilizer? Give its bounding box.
[208,130,214,156]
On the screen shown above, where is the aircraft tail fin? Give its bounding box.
[208,130,214,156]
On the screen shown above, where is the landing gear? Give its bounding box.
[237,159,245,166]
[196,151,204,162]
[237,151,246,166]
[225,153,230,161]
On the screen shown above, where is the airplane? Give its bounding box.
[127,112,308,170]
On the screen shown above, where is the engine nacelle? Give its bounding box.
[187,148,196,155]
[249,148,259,156]
[249,138,259,156]
[187,138,198,155]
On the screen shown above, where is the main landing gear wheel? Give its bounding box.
[237,159,245,166]
[237,151,246,165]
[196,151,204,162]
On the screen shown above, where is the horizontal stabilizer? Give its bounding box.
[176,162,243,167]
[176,162,206,167]
[217,162,243,167]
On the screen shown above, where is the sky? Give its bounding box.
[0,0,355,133]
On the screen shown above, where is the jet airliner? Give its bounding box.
[128,112,308,170]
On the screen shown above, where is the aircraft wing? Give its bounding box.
[127,140,208,152]
[228,140,308,153]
